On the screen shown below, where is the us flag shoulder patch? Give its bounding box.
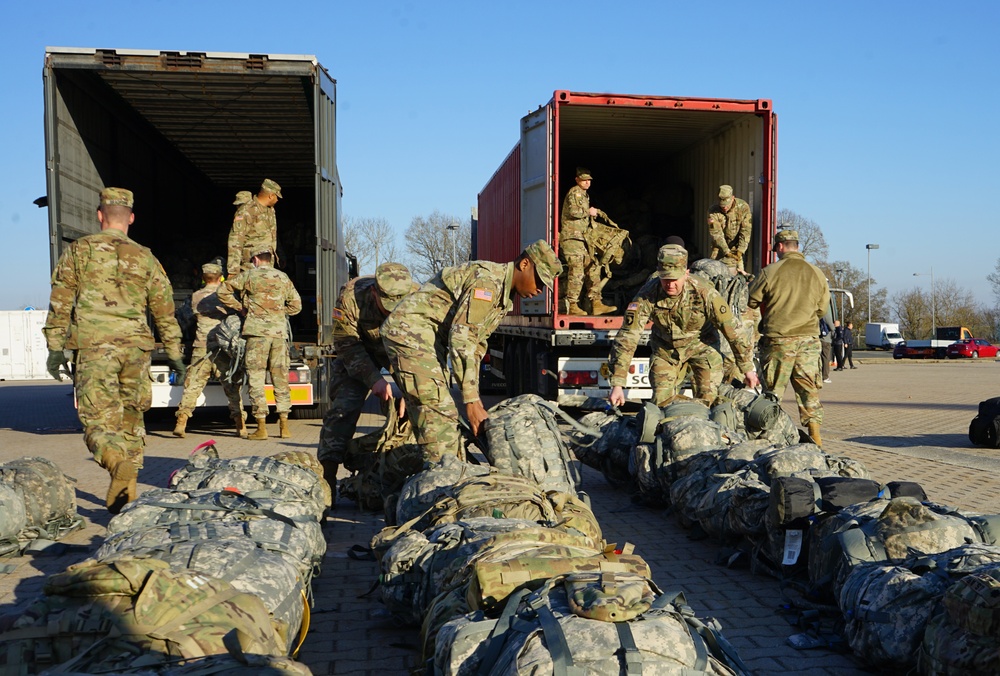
[627,302,639,311]
[331,308,345,321]
[473,288,493,302]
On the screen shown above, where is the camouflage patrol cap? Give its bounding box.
[233,190,253,205]
[261,178,282,198]
[374,262,414,312]
[772,229,799,251]
[100,187,134,208]
[576,167,593,180]
[718,185,734,200]
[656,244,688,280]
[251,247,274,259]
[202,262,223,275]
[524,240,562,290]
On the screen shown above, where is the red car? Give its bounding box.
[946,338,999,359]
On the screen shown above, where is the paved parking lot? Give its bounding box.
[1,357,999,674]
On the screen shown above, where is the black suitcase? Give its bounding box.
[969,397,1000,448]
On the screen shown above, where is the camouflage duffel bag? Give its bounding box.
[0,457,83,542]
[754,443,870,481]
[98,536,308,655]
[150,653,313,675]
[481,394,584,496]
[919,606,1000,675]
[689,468,770,540]
[169,448,330,518]
[394,455,491,527]
[0,557,289,674]
[657,415,732,475]
[0,485,26,558]
[839,544,1000,669]
[941,564,1000,638]
[569,411,636,472]
[435,573,746,676]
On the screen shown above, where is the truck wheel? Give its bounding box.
[290,402,332,419]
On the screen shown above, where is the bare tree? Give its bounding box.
[343,215,400,275]
[404,211,471,280]
[891,279,980,339]
[891,287,932,339]
[777,208,828,264]
[817,260,889,327]
[987,258,1000,307]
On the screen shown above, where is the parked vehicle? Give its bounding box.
[893,326,974,359]
[475,90,777,404]
[946,339,998,360]
[865,322,903,350]
[42,48,352,416]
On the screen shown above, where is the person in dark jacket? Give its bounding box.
[832,320,845,371]
[844,322,857,369]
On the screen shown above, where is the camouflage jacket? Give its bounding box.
[191,281,233,348]
[707,197,752,257]
[333,275,417,390]
[382,261,514,403]
[560,185,591,241]
[609,274,754,386]
[42,229,182,359]
[218,263,302,338]
[748,251,830,338]
[227,198,277,275]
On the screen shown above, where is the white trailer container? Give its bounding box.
[0,311,50,380]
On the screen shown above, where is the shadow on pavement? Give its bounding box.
[846,432,970,448]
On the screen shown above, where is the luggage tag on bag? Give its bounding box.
[782,529,803,565]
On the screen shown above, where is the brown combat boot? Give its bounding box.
[232,412,248,439]
[100,447,138,514]
[807,422,823,449]
[565,302,585,315]
[279,413,291,439]
[248,417,269,440]
[172,412,189,438]
[590,300,618,315]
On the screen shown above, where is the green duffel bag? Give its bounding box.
[0,457,83,543]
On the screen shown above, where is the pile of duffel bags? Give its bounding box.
[0,443,328,675]
[0,456,84,558]
[571,384,1000,674]
[369,394,751,675]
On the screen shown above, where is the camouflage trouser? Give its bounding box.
[245,335,291,418]
[650,341,724,406]
[176,347,244,419]
[760,335,823,426]
[317,359,370,464]
[383,334,462,463]
[75,346,150,468]
[561,238,602,306]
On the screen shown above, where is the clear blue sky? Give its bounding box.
[3,1,998,310]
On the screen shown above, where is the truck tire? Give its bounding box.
[289,402,332,419]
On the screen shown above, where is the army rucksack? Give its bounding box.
[0,457,83,543]
[480,394,584,496]
[968,396,1000,447]
[0,485,26,557]
[206,314,247,384]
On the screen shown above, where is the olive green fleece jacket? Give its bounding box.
[747,251,830,338]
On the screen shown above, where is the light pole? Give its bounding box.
[913,267,936,338]
[446,223,459,266]
[866,244,879,323]
[835,268,846,325]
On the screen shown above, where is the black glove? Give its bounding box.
[167,357,187,383]
[46,350,70,381]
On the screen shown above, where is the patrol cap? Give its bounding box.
[374,262,414,312]
[524,240,563,290]
[576,167,593,180]
[773,229,799,249]
[100,187,134,208]
[233,190,253,205]
[656,244,688,280]
[251,246,274,259]
[718,185,734,200]
[261,178,282,198]
[202,262,223,275]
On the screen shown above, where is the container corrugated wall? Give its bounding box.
[476,144,521,264]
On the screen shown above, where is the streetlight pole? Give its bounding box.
[446,223,459,266]
[835,268,846,326]
[913,267,936,338]
[866,244,879,323]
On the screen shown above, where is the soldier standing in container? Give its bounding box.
[559,167,618,316]
[382,241,563,463]
[173,260,247,439]
[316,262,419,488]
[748,229,831,447]
[608,244,759,408]
[219,248,302,440]
[42,187,185,513]
[707,185,753,273]
[228,179,281,276]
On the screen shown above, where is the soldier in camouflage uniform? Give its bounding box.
[559,167,618,316]
[227,179,281,276]
[382,241,563,463]
[707,185,753,272]
[316,262,419,488]
[748,229,831,447]
[608,244,760,408]
[219,248,302,440]
[42,187,185,514]
[173,260,246,439]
